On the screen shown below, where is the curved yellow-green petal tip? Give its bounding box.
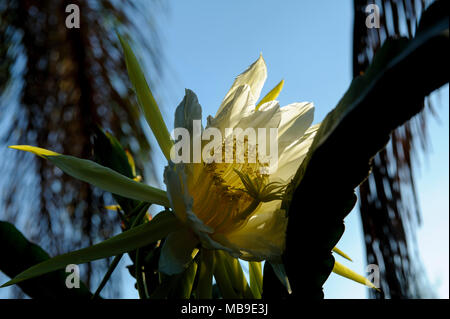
[256,79,285,110]
[8,145,60,158]
[333,261,380,291]
[332,247,353,262]
[104,205,121,211]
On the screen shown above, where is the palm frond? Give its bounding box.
[353,0,434,298]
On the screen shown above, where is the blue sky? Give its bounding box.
[134,0,448,299]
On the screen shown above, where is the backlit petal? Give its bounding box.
[212,201,287,262]
[216,54,267,117]
[274,123,319,181]
[277,102,314,152]
[207,84,253,135]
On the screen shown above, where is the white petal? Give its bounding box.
[212,201,287,262]
[271,158,304,183]
[234,100,281,131]
[222,100,282,151]
[274,123,319,181]
[278,102,314,153]
[210,101,281,167]
[158,228,199,275]
[215,55,267,118]
[207,85,253,135]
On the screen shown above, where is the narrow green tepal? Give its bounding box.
[196,249,214,298]
[214,250,254,299]
[118,34,173,161]
[8,145,170,207]
[213,252,239,299]
[249,261,263,299]
[176,261,198,299]
[1,211,178,288]
[269,262,292,294]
